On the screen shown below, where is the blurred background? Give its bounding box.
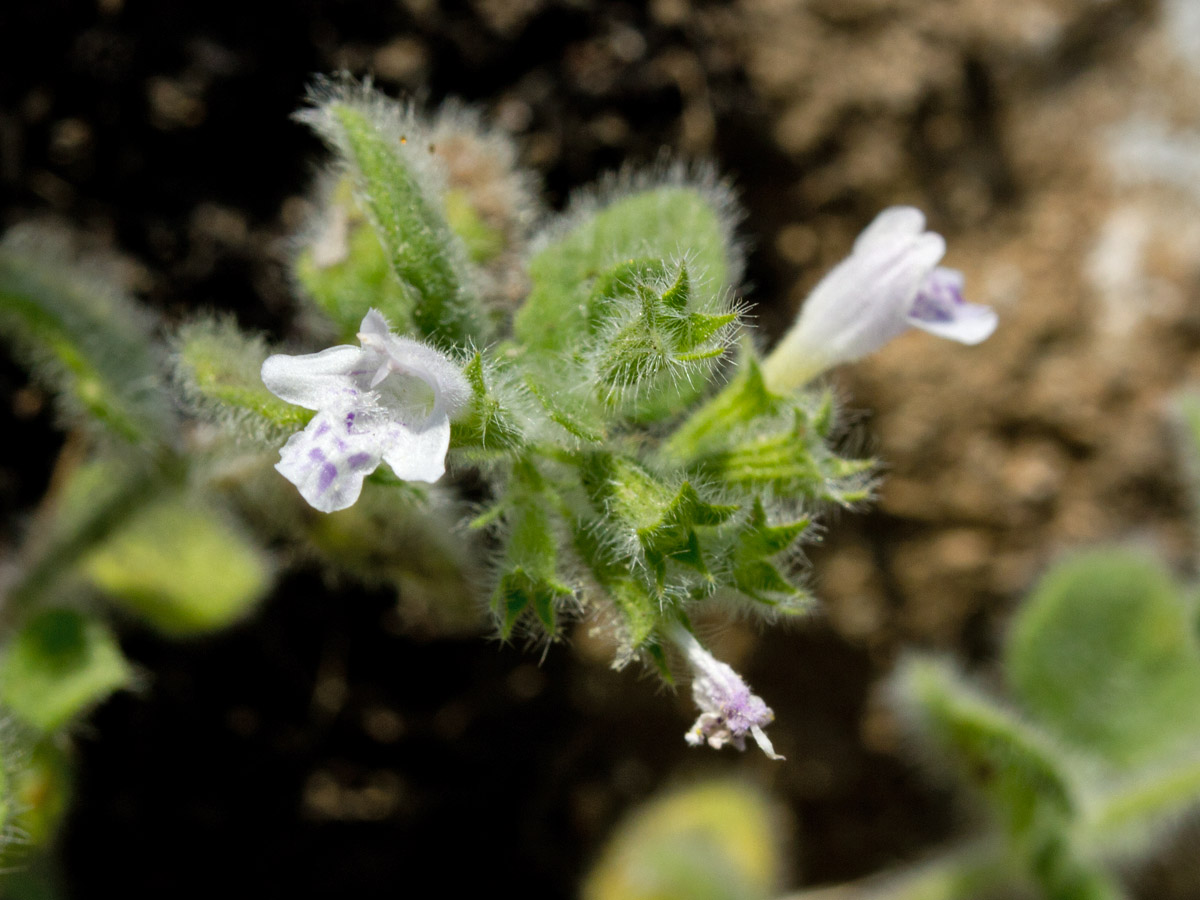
[4,0,1200,897]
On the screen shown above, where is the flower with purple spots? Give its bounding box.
[762,206,998,392]
[673,627,783,760]
[261,309,470,513]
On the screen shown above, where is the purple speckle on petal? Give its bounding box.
[347,452,372,468]
[345,411,356,432]
[910,268,963,324]
[308,448,327,462]
[315,422,331,437]
[317,463,338,493]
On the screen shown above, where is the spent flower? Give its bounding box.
[261,309,470,512]
[674,626,783,760]
[763,206,997,391]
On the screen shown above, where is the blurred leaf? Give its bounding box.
[0,226,172,445]
[0,610,132,734]
[1005,549,1200,768]
[895,657,1076,838]
[582,780,782,900]
[83,490,272,636]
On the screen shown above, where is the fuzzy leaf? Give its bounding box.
[83,490,272,636]
[583,453,737,584]
[896,657,1076,838]
[1006,549,1200,768]
[174,317,312,434]
[294,176,418,340]
[660,351,786,464]
[301,91,483,348]
[697,410,873,505]
[0,228,172,445]
[516,183,735,356]
[0,609,133,734]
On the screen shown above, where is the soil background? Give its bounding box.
[4,0,1200,898]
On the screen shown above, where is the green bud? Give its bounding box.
[727,499,811,609]
[586,259,738,419]
[449,353,527,459]
[478,462,573,638]
[582,453,737,584]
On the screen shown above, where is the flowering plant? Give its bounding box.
[0,77,996,876]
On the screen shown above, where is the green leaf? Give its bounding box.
[659,351,785,465]
[525,376,605,443]
[516,183,735,356]
[0,227,172,445]
[300,88,483,348]
[293,175,418,340]
[83,490,272,636]
[1006,549,1200,768]
[174,316,312,433]
[0,609,133,734]
[896,657,1076,838]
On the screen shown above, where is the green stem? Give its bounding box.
[1085,754,1200,839]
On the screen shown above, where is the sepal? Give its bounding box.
[483,462,574,638]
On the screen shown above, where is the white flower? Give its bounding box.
[674,627,783,760]
[261,309,470,513]
[762,206,998,391]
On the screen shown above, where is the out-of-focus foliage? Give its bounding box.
[582,779,784,900]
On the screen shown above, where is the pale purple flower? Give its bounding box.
[261,309,470,513]
[763,206,997,391]
[674,627,783,760]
